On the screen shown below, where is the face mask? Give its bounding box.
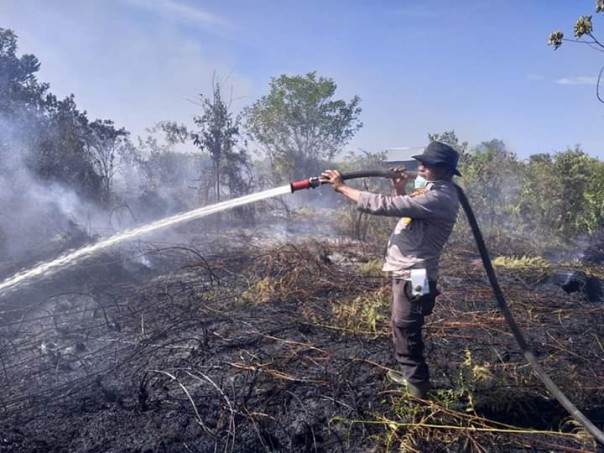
[414,175,428,190]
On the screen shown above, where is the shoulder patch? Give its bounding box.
[409,187,429,198]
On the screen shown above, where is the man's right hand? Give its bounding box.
[390,167,410,195]
[320,169,345,192]
[320,169,362,203]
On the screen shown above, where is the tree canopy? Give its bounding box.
[0,28,126,204]
[2,26,602,245]
[245,72,362,182]
[192,81,251,204]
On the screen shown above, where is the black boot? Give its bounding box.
[387,370,432,399]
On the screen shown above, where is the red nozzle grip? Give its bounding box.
[290,179,312,192]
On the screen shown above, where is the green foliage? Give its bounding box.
[244,72,362,182]
[574,15,594,38]
[491,255,550,269]
[86,119,130,206]
[35,94,104,202]
[458,139,522,232]
[0,29,47,113]
[192,81,247,203]
[548,30,564,50]
[329,150,398,242]
[517,147,604,237]
[0,28,129,205]
[548,5,604,53]
[358,258,385,277]
[331,291,389,336]
[133,122,201,193]
[584,160,604,230]
[427,130,468,155]
[0,28,47,169]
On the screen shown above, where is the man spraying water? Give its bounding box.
[321,141,461,399]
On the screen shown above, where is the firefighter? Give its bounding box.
[321,141,461,399]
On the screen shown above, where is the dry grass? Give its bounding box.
[0,237,601,452]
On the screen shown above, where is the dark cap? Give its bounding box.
[412,141,462,176]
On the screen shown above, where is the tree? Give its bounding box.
[0,28,49,172]
[86,119,130,206]
[548,5,604,102]
[124,123,202,220]
[0,29,48,115]
[518,147,604,237]
[459,139,521,232]
[516,153,557,236]
[427,130,468,155]
[337,150,392,241]
[585,158,604,232]
[35,94,103,202]
[245,72,362,182]
[548,10,603,50]
[0,28,127,205]
[132,121,193,192]
[192,81,242,202]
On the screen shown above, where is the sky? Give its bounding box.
[2,0,604,161]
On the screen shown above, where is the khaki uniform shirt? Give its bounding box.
[356,179,460,281]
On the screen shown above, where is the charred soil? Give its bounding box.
[0,234,602,452]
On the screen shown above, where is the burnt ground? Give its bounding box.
[0,222,603,452]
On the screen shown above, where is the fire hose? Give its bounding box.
[291,170,604,444]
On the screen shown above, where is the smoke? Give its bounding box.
[0,113,104,267]
[0,104,257,276]
[1,179,82,266]
[111,127,207,227]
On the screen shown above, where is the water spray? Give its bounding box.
[292,170,604,444]
[0,185,292,296]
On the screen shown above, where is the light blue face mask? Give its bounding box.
[414,175,428,190]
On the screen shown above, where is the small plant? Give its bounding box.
[357,258,384,277]
[492,255,551,284]
[492,255,550,269]
[456,348,494,413]
[331,291,389,336]
[240,276,278,305]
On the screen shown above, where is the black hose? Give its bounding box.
[328,170,603,443]
[455,185,604,444]
[340,169,417,181]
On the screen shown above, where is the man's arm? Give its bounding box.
[334,184,362,202]
[320,169,410,202]
[320,169,361,202]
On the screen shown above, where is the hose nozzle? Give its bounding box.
[290,176,322,192]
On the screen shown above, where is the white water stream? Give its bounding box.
[0,185,292,295]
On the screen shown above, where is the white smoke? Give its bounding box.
[0,114,102,265]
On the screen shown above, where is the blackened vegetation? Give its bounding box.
[582,229,604,266]
[551,269,604,303]
[0,240,602,452]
